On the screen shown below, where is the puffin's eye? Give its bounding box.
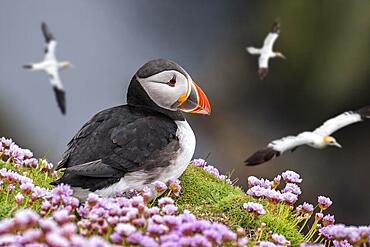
[167,75,176,87]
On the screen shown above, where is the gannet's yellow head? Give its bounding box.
[274,52,286,59]
[60,61,73,69]
[323,136,342,148]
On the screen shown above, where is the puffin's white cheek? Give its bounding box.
[145,84,183,109]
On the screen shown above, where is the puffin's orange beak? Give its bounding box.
[177,81,211,115]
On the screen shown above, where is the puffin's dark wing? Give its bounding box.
[53,106,179,190]
[53,87,66,115]
[61,160,120,178]
[41,22,55,43]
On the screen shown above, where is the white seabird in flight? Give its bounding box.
[246,20,285,80]
[23,22,72,114]
[245,105,370,166]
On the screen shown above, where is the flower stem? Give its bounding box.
[5,190,9,203]
[299,217,310,232]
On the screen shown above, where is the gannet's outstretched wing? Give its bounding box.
[262,20,280,51]
[48,68,66,114]
[245,135,309,166]
[246,47,261,55]
[313,106,370,136]
[41,22,57,61]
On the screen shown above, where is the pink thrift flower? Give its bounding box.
[15,192,24,204]
[152,181,168,193]
[282,192,298,205]
[281,170,302,183]
[271,233,290,246]
[20,182,35,194]
[192,158,207,167]
[318,196,333,210]
[282,183,302,195]
[302,202,314,213]
[158,197,174,208]
[243,202,266,215]
[162,204,178,215]
[166,178,181,197]
[323,214,335,226]
[115,223,136,236]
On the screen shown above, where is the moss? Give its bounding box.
[177,165,304,246]
[0,160,304,245]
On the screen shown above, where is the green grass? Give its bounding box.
[0,159,55,218]
[0,160,304,245]
[176,165,304,246]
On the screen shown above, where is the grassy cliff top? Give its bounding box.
[0,159,304,245]
[177,165,304,245]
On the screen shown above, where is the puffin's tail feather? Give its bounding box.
[23,64,33,69]
[245,147,280,166]
[358,105,370,120]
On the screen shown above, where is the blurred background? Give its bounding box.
[1,0,369,224]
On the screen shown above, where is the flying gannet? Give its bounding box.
[246,20,285,80]
[245,105,370,166]
[23,22,72,114]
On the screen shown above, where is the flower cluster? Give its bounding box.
[0,167,49,206]
[0,165,79,215]
[0,208,114,246]
[0,137,55,174]
[0,193,248,246]
[191,159,232,184]
[246,170,301,205]
[319,224,370,245]
[78,194,248,246]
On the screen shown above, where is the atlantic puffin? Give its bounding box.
[52,59,211,199]
[23,22,72,115]
[245,105,370,166]
[246,20,285,80]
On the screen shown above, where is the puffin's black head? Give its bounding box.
[127,59,211,116]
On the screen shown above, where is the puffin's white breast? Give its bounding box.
[156,120,196,181]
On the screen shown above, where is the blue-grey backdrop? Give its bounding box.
[1,0,370,224]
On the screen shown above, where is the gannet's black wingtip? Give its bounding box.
[245,147,280,166]
[41,22,55,43]
[258,68,268,80]
[271,19,281,34]
[23,64,33,69]
[357,105,370,120]
[53,87,66,115]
